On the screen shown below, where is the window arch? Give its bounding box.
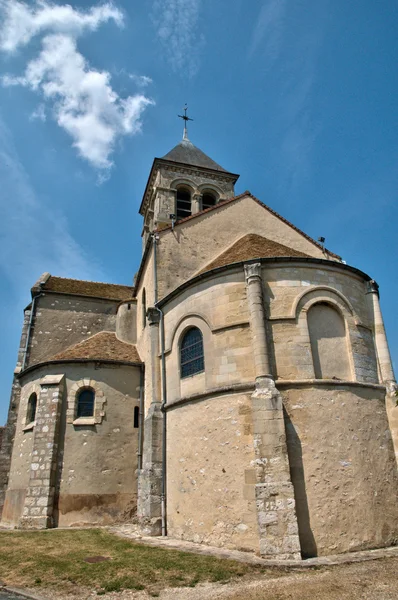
[76,388,95,418]
[202,192,217,211]
[176,187,192,220]
[180,327,205,378]
[26,392,37,424]
[307,302,351,380]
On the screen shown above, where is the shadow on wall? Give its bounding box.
[284,408,317,559]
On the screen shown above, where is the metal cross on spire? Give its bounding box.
[178,104,193,140]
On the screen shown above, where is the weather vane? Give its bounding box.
[178,104,193,140]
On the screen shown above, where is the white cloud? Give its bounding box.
[0,117,100,293]
[0,1,154,172]
[152,0,203,76]
[30,103,46,121]
[129,74,153,87]
[0,0,123,52]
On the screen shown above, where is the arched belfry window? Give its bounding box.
[307,302,351,380]
[77,388,95,418]
[176,187,192,220]
[202,192,216,211]
[26,392,37,424]
[180,327,204,378]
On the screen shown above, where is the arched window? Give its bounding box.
[180,327,204,378]
[77,388,95,418]
[307,302,351,380]
[202,192,216,211]
[142,288,146,329]
[26,392,37,424]
[176,187,192,220]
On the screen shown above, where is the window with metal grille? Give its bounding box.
[77,388,95,418]
[180,327,204,378]
[202,192,216,211]
[26,392,37,424]
[176,188,192,220]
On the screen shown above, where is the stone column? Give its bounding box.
[192,193,202,214]
[137,307,163,535]
[367,281,398,465]
[244,263,272,378]
[367,280,396,387]
[19,374,64,529]
[244,262,301,560]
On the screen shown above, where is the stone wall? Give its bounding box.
[155,195,332,300]
[263,263,379,384]
[0,304,31,519]
[156,258,398,557]
[2,362,140,527]
[282,383,398,556]
[166,392,259,552]
[27,294,118,367]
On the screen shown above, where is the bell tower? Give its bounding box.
[139,109,239,250]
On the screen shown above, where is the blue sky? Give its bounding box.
[0,0,397,423]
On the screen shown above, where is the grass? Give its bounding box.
[0,528,272,595]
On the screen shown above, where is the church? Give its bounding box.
[1,125,398,560]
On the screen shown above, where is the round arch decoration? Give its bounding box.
[293,285,361,325]
[165,312,212,354]
[67,378,107,425]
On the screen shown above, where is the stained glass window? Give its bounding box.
[180,328,204,378]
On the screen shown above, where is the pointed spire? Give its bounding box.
[178,104,193,140]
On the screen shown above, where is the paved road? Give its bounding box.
[0,592,28,599]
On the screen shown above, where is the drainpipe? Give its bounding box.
[137,365,145,471]
[152,232,168,536]
[156,306,167,536]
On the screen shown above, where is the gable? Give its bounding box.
[155,193,340,299]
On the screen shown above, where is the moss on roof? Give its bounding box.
[198,233,309,274]
[51,332,141,364]
[42,276,134,301]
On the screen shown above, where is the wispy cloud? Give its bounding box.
[0,1,154,174]
[129,74,153,87]
[29,102,46,122]
[0,116,101,294]
[249,1,326,192]
[152,0,204,77]
[248,0,286,63]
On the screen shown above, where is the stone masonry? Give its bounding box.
[244,263,301,559]
[19,374,64,529]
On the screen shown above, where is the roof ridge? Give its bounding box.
[48,275,133,288]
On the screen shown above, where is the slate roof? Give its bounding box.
[37,275,134,301]
[51,332,141,364]
[161,138,228,172]
[198,234,310,274]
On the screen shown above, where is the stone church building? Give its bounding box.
[1,134,398,560]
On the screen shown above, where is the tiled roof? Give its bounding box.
[156,191,341,260]
[198,234,309,274]
[38,276,134,301]
[51,332,141,364]
[161,138,227,172]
